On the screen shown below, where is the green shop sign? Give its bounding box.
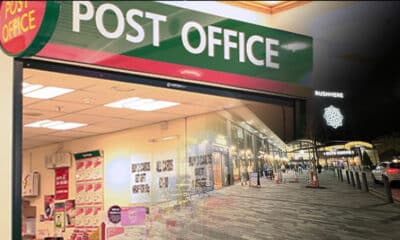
[74,150,102,160]
[12,1,312,95]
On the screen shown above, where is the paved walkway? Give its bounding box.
[143,172,400,240]
[354,169,400,202]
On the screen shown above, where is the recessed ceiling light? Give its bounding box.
[105,97,180,111]
[260,1,283,6]
[22,82,43,94]
[23,82,74,99]
[24,119,87,130]
[48,122,87,130]
[41,120,64,128]
[25,120,54,128]
[24,86,74,99]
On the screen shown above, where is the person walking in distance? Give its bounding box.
[263,162,269,179]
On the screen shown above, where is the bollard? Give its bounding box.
[355,172,361,190]
[382,176,393,203]
[345,170,350,184]
[339,169,344,182]
[361,172,369,192]
[350,171,355,187]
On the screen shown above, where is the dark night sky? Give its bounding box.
[308,1,400,141]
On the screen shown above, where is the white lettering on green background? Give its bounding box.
[71,1,280,70]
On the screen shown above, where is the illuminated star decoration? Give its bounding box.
[323,105,344,129]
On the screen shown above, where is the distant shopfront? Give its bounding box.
[318,141,379,169]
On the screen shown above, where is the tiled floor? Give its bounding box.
[141,172,400,239]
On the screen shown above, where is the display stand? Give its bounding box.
[72,150,104,239]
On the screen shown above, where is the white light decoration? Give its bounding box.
[323,105,344,129]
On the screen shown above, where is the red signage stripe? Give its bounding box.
[37,43,311,97]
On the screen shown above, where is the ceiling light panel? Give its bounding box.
[260,1,283,6]
[24,86,75,99]
[25,120,54,128]
[105,97,180,111]
[23,82,75,99]
[24,119,87,130]
[48,122,88,130]
[22,82,43,94]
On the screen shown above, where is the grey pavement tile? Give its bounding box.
[143,172,400,239]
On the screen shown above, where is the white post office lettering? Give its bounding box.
[181,21,280,69]
[71,2,280,69]
[72,1,167,46]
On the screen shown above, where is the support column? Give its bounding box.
[0,53,13,240]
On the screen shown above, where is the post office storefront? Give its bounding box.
[0,1,312,239]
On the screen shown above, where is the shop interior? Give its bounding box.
[21,66,293,239]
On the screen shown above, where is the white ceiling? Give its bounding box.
[23,68,262,149]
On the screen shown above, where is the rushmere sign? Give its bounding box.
[314,90,344,99]
[0,1,313,95]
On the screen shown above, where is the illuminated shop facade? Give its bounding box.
[0,1,314,239]
[288,140,379,170]
[318,141,379,169]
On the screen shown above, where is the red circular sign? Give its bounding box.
[0,1,59,57]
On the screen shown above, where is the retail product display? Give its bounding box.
[22,200,36,239]
[44,195,55,221]
[54,202,65,232]
[65,200,75,228]
[74,150,104,237]
[106,206,147,240]
[22,172,40,197]
[23,217,36,237]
